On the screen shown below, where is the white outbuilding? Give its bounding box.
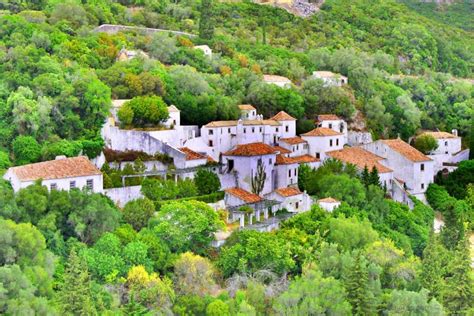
[317,197,341,212]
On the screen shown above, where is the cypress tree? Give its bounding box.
[420,232,446,300]
[58,249,96,315]
[345,252,375,315]
[369,167,380,187]
[361,166,370,188]
[442,233,473,314]
[199,0,215,40]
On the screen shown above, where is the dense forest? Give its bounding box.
[0,0,472,314]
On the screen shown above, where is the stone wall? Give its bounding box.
[103,185,143,207]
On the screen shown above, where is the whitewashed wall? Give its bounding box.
[103,185,143,207]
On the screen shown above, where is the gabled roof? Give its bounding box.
[263,74,292,83]
[270,111,296,121]
[317,114,341,121]
[318,197,340,203]
[168,105,180,113]
[8,156,101,182]
[273,146,292,154]
[292,155,319,164]
[238,104,256,111]
[225,188,262,203]
[275,187,302,197]
[421,131,458,139]
[381,139,431,162]
[204,120,280,128]
[178,147,207,161]
[327,147,392,174]
[275,154,299,165]
[301,127,342,137]
[223,143,277,156]
[279,137,306,145]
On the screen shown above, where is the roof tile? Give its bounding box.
[270,111,296,121]
[225,188,263,203]
[327,147,393,173]
[301,127,342,137]
[381,139,431,162]
[275,187,302,197]
[224,143,277,156]
[279,137,306,145]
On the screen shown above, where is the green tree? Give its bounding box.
[345,252,375,315]
[361,166,370,187]
[12,135,41,165]
[328,216,379,251]
[274,268,351,315]
[58,249,96,315]
[199,0,215,40]
[414,134,438,154]
[123,198,155,231]
[195,168,220,195]
[420,233,448,300]
[384,289,443,316]
[173,252,216,297]
[206,299,230,316]
[442,234,474,314]
[118,96,169,128]
[369,167,380,187]
[150,200,224,254]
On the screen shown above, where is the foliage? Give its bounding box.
[194,168,221,195]
[118,95,169,128]
[173,252,217,297]
[123,198,155,231]
[12,135,41,165]
[414,134,438,154]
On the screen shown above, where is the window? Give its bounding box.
[445,141,448,146]
[69,181,76,189]
[329,123,332,129]
[269,158,273,164]
[50,183,57,191]
[86,179,94,190]
[288,170,291,177]
[296,145,299,150]
[296,202,299,209]
[173,120,176,125]
[208,129,213,135]
[294,169,297,176]
[244,128,246,134]
[421,183,425,190]
[285,125,289,132]
[316,153,320,159]
[420,163,424,171]
[228,128,231,133]
[276,128,279,132]
[330,139,333,147]
[259,127,262,133]
[209,140,213,147]
[228,159,234,172]
[336,139,339,146]
[252,127,255,133]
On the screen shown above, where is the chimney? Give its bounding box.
[452,129,458,137]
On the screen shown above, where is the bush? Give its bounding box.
[12,136,41,165]
[194,168,221,195]
[118,96,169,128]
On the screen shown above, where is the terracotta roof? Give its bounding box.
[275,187,302,197]
[279,137,306,145]
[317,114,341,121]
[327,147,393,173]
[301,127,342,137]
[223,143,277,156]
[238,104,256,111]
[292,155,319,164]
[168,105,180,112]
[9,156,101,181]
[276,154,299,165]
[270,111,296,121]
[225,188,263,203]
[318,197,340,203]
[421,131,458,139]
[263,74,291,83]
[381,139,431,162]
[204,120,280,127]
[178,147,207,161]
[273,146,292,154]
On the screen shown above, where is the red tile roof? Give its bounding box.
[270,111,296,121]
[9,156,101,181]
[238,104,256,111]
[276,154,299,165]
[292,155,319,164]
[225,187,263,203]
[317,114,341,121]
[318,197,340,203]
[381,139,431,162]
[223,143,277,156]
[273,146,292,154]
[279,137,307,145]
[421,131,458,139]
[327,147,392,173]
[301,127,342,137]
[178,147,208,161]
[275,187,302,197]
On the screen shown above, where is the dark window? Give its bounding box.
[50,183,57,191]
[285,125,289,132]
[244,128,246,134]
[329,123,332,129]
[276,128,279,132]
[336,139,339,146]
[228,128,231,133]
[86,179,93,190]
[445,141,448,146]
[69,181,76,189]
[260,127,262,132]
[330,139,333,147]
[294,169,297,176]
[420,163,424,171]
[269,158,272,164]
[173,120,176,125]
[252,127,255,133]
[228,159,234,172]
[209,140,213,147]
[208,129,213,135]
[421,183,425,189]
[316,153,320,159]
[288,170,291,177]
[296,202,299,209]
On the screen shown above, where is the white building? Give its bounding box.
[239,104,258,120]
[117,48,149,61]
[263,74,292,88]
[363,139,434,202]
[3,156,103,193]
[265,187,312,213]
[301,127,344,160]
[419,130,463,174]
[194,45,212,57]
[278,137,308,157]
[312,71,348,87]
[317,197,341,212]
[316,114,348,144]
